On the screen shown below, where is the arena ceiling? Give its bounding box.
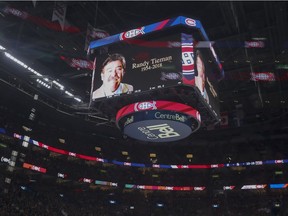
[0,1,287,128]
[1,3,288,205]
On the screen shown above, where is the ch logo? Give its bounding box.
[134,101,157,111]
[120,27,145,40]
[185,18,196,27]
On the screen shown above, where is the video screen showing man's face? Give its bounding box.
[90,34,183,102]
[195,50,206,93]
[101,60,125,93]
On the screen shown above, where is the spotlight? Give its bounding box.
[156,203,164,207]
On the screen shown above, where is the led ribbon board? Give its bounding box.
[116,101,201,142]
[89,16,205,50]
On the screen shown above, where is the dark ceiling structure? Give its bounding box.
[0,1,287,121]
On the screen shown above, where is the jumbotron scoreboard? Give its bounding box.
[88,16,224,142]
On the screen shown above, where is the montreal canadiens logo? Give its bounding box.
[134,101,157,112]
[120,27,145,40]
[185,18,196,27]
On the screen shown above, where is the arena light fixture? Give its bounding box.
[122,151,128,156]
[4,52,28,68]
[64,91,73,97]
[36,79,51,89]
[58,138,65,144]
[27,67,42,77]
[275,171,283,175]
[22,141,29,148]
[251,37,267,40]
[0,143,7,148]
[0,45,6,50]
[156,203,164,207]
[22,126,32,132]
[3,49,83,102]
[52,80,64,90]
[95,147,101,152]
[73,97,81,102]
[109,200,116,204]
[274,202,280,208]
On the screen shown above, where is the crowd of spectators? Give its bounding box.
[1,177,288,216]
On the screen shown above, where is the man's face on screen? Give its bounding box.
[101,60,124,92]
[195,54,205,92]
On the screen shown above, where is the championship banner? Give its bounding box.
[52,1,67,31]
[32,0,37,7]
[224,71,288,81]
[60,56,94,70]
[244,41,265,48]
[84,23,110,51]
[250,72,276,81]
[3,6,80,33]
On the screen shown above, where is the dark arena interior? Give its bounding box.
[0,1,288,215]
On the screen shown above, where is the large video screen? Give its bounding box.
[88,16,224,124]
[90,33,182,101]
[181,33,221,118]
[194,44,221,117]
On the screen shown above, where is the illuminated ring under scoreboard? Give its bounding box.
[116,101,201,142]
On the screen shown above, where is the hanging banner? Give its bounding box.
[250,72,276,81]
[84,23,110,51]
[244,41,265,48]
[3,6,80,33]
[52,1,67,31]
[32,0,37,7]
[60,56,94,70]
